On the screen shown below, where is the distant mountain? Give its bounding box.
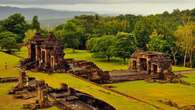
[0,6,95,27]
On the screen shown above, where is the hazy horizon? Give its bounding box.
[1,0,195,15]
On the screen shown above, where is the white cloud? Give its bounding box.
[1,0,195,15]
[1,0,195,4]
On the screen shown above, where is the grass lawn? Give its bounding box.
[27,72,157,110]
[64,49,193,72]
[182,73,195,85]
[172,66,193,72]
[0,51,20,77]
[64,49,128,71]
[105,80,195,110]
[0,48,195,110]
[0,49,157,110]
[16,47,193,72]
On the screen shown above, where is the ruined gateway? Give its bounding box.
[21,32,175,83]
[108,50,175,82]
[21,32,68,72]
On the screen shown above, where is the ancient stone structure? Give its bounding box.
[21,32,175,83]
[17,71,28,88]
[67,59,108,83]
[108,50,175,82]
[36,80,50,108]
[22,32,68,72]
[48,83,115,110]
[9,72,115,110]
[130,50,174,80]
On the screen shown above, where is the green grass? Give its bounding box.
[64,49,128,71]
[182,73,195,85]
[106,80,195,109]
[27,72,157,110]
[65,49,194,72]
[172,66,193,72]
[0,49,157,110]
[16,47,193,72]
[0,47,195,110]
[15,46,28,58]
[0,51,20,77]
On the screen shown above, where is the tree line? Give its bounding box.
[0,9,195,67]
[54,9,195,67]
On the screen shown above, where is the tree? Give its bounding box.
[1,13,28,42]
[0,31,19,41]
[54,20,82,52]
[63,32,80,52]
[113,32,137,62]
[133,17,153,49]
[31,16,40,31]
[175,22,195,67]
[0,32,19,53]
[147,31,170,52]
[63,20,83,50]
[90,35,116,61]
[86,37,98,51]
[23,29,36,44]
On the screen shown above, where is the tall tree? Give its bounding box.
[1,13,28,42]
[113,32,137,62]
[31,16,40,31]
[90,35,116,61]
[147,31,170,52]
[0,32,19,53]
[133,17,153,49]
[175,22,195,67]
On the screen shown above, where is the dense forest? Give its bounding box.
[0,9,195,67]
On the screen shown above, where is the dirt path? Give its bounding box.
[174,70,195,75]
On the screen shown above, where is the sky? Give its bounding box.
[0,0,195,15]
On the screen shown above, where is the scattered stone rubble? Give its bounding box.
[66,59,109,83]
[9,71,115,110]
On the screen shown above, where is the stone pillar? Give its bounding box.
[136,58,141,72]
[37,81,48,108]
[18,71,27,88]
[45,49,48,66]
[28,44,32,59]
[157,65,161,73]
[147,58,151,74]
[35,45,41,62]
[50,56,55,70]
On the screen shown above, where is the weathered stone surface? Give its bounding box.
[9,72,115,110]
[21,32,69,72]
[108,50,176,82]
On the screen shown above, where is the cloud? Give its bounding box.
[1,0,195,4]
[1,0,195,15]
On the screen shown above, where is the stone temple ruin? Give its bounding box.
[9,71,115,110]
[21,32,69,72]
[21,32,176,84]
[108,50,175,83]
[21,32,108,83]
[130,50,174,80]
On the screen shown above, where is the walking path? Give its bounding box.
[174,70,195,75]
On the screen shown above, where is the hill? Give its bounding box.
[0,6,95,27]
